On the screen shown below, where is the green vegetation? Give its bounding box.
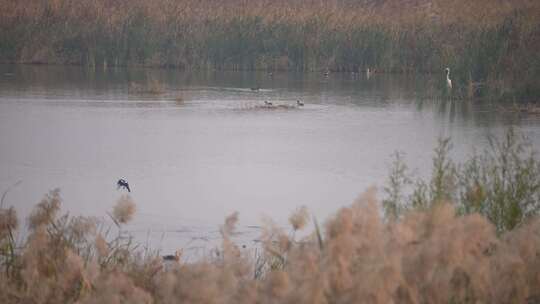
[383,128,540,233]
[1,128,540,303]
[1,0,540,101]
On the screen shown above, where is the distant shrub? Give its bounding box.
[383,128,540,233]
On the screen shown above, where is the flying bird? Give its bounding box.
[117,179,131,192]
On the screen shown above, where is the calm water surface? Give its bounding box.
[1,65,539,258]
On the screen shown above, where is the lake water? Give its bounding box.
[1,65,539,259]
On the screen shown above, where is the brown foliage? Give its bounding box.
[1,187,540,303]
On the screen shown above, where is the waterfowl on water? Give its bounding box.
[297,100,304,107]
[117,179,131,192]
[264,100,273,106]
[251,87,260,91]
[163,250,182,262]
[445,67,452,89]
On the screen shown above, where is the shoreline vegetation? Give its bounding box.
[1,0,540,102]
[1,128,540,303]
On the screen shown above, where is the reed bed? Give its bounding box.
[1,128,540,303]
[1,0,539,101]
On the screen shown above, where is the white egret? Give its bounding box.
[445,67,452,89]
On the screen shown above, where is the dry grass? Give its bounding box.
[1,182,540,303]
[174,94,184,104]
[128,78,166,95]
[112,195,136,224]
[288,206,309,231]
[1,0,539,101]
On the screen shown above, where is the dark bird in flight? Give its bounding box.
[117,179,131,192]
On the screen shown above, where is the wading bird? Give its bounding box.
[445,67,452,89]
[117,179,131,192]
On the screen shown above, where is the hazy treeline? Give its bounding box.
[1,0,540,99]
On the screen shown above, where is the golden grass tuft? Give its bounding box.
[28,188,61,230]
[288,206,309,231]
[112,195,136,224]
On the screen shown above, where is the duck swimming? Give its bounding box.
[163,250,182,262]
